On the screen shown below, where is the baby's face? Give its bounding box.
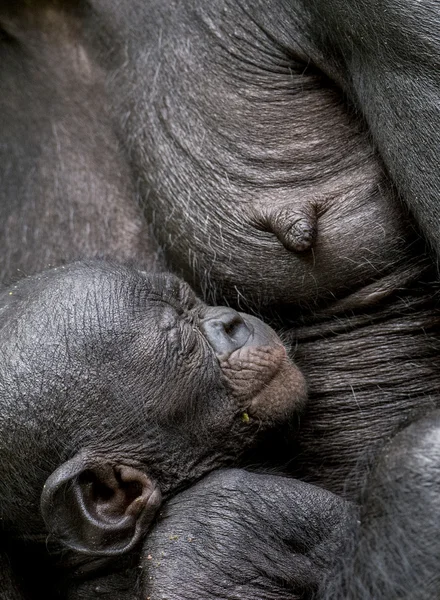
[0,261,306,494]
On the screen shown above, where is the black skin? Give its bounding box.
[65,469,357,600]
[90,0,436,311]
[303,0,440,264]
[0,0,424,308]
[73,4,440,579]
[67,415,440,600]
[143,470,355,600]
[0,260,306,598]
[0,1,440,598]
[147,426,440,600]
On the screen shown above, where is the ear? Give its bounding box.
[40,451,161,556]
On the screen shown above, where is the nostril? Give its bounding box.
[200,309,252,356]
[222,314,245,338]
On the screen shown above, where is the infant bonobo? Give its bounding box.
[0,260,306,595]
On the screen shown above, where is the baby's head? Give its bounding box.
[0,260,306,561]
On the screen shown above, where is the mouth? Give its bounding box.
[200,305,307,422]
[219,342,307,421]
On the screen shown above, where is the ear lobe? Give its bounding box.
[40,451,161,556]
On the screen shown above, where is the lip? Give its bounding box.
[218,342,306,421]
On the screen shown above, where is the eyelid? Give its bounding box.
[180,325,199,355]
[158,310,179,331]
[162,290,200,316]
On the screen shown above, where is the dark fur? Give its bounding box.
[322,411,440,599]
[99,0,421,310]
[286,263,440,497]
[303,0,440,261]
[65,469,356,600]
[0,0,423,308]
[0,2,162,283]
[0,1,439,598]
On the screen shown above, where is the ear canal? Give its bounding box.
[40,451,161,556]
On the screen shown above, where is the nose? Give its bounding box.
[200,308,252,356]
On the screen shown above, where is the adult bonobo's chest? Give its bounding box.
[98,0,416,310]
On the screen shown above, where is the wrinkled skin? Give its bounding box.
[152,430,440,600]
[0,0,423,310]
[0,261,305,598]
[66,469,356,600]
[67,426,440,600]
[92,0,436,310]
[142,470,353,600]
[1,1,440,598]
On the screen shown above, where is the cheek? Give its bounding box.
[147,342,227,422]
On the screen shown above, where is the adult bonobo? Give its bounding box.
[0,0,420,307]
[0,261,306,598]
[87,0,439,310]
[1,1,440,598]
[80,0,440,515]
[79,1,440,597]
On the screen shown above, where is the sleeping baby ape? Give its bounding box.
[0,261,306,598]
